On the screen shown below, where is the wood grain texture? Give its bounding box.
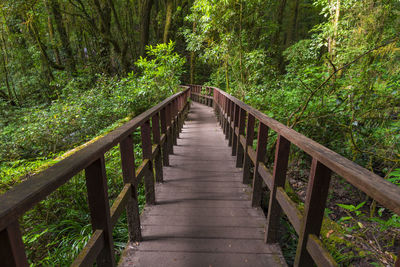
[208,86,400,216]
[119,102,287,267]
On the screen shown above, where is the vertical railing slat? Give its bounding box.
[160,107,169,166]
[242,114,255,184]
[0,221,28,267]
[232,104,239,156]
[265,135,290,243]
[141,120,156,205]
[120,135,142,241]
[251,122,269,207]
[85,156,116,266]
[294,159,332,266]
[236,108,246,168]
[152,113,163,183]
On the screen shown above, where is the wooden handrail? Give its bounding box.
[189,84,400,267]
[0,87,190,266]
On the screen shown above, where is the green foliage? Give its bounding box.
[388,168,400,186]
[0,42,185,265]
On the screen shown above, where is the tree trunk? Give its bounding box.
[272,0,287,73]
[49,0,76,73]
[0,30,18,105]
[140,0,154,57]
[190,21,196,84]
[287,0,300,46]
[45,3,62,65]
[163,0,173,43]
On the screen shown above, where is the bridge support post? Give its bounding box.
[265,135,290,243]
[152,113,163,183]
[0,221,28,267]
[160,107,169,166]
[85,156,116,267]
[232,105,239,156]
[252,123,269,207]
[294,159,332,267]
[228,100,234,147]
[141,120,156,205]
[120,135,142,242]
[236,109,246,168]
[166,103,174,154]
[242,114,255,184]
[225,99,231,140]
[174,100,179,145]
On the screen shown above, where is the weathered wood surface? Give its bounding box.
[119,102,287,267]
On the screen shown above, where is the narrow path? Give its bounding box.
[119,102,287,266]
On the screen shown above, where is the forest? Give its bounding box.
[0,0,399,266]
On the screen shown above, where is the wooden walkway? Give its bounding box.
[119,102,287,267]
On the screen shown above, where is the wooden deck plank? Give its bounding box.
[119,102,287,267]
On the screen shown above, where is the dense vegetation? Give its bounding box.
[0,0,399,266]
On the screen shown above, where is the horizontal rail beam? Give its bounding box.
[206,85,400,216]
[0,88,189,231]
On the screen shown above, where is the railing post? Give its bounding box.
[236,108,246,168]
[141,120,156,205]
[225,100,231,140]
[85,156,116,266]
[228,100,234,147]
[166,103,173,154]
[160,107,169,166]
[173,99,178,145]
[232,104,239,156]
[152,113,163,183]
[294,159,332,267]
[224,98,229,138]
[265,135,290,243]
[251,122,269,207]
[120,135,142,241]
[243,114,255,184]
[0,221,28,267]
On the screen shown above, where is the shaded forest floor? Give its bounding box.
[281,160,400,266]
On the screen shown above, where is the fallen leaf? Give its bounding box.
[326,230,334,238]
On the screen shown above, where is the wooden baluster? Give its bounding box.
[242,114,255,184]
[222,97,226,134]
[219,95,223,126]
[236,108,246,168]
[166,103,173,154]
[85,156,116,266]
[173,99,178,145]
[0,221,28,267]
[251,122,269,207]
[141,120,156,205]
[294,159,332,266]
[225,100,231,140]
[176,98,180,139]
[265,135,290,243]
[232,104,239,156]
[120,135,142,241]
[243,113,255,184]
[160,107,169,166]
[225,98,229,138]
[152,113,163,183]
[228,100,234,147]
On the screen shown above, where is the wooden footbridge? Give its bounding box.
[1,85,400,267]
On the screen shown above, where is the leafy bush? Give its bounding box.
[0,42,185,265]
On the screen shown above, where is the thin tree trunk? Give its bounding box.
[45,0,62,65]
[140,0,154,57]
[49,0,76,73]
[163,0,173,43]
[0,31,17,105]
[287,0,300,46]
[190,21,196,84]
